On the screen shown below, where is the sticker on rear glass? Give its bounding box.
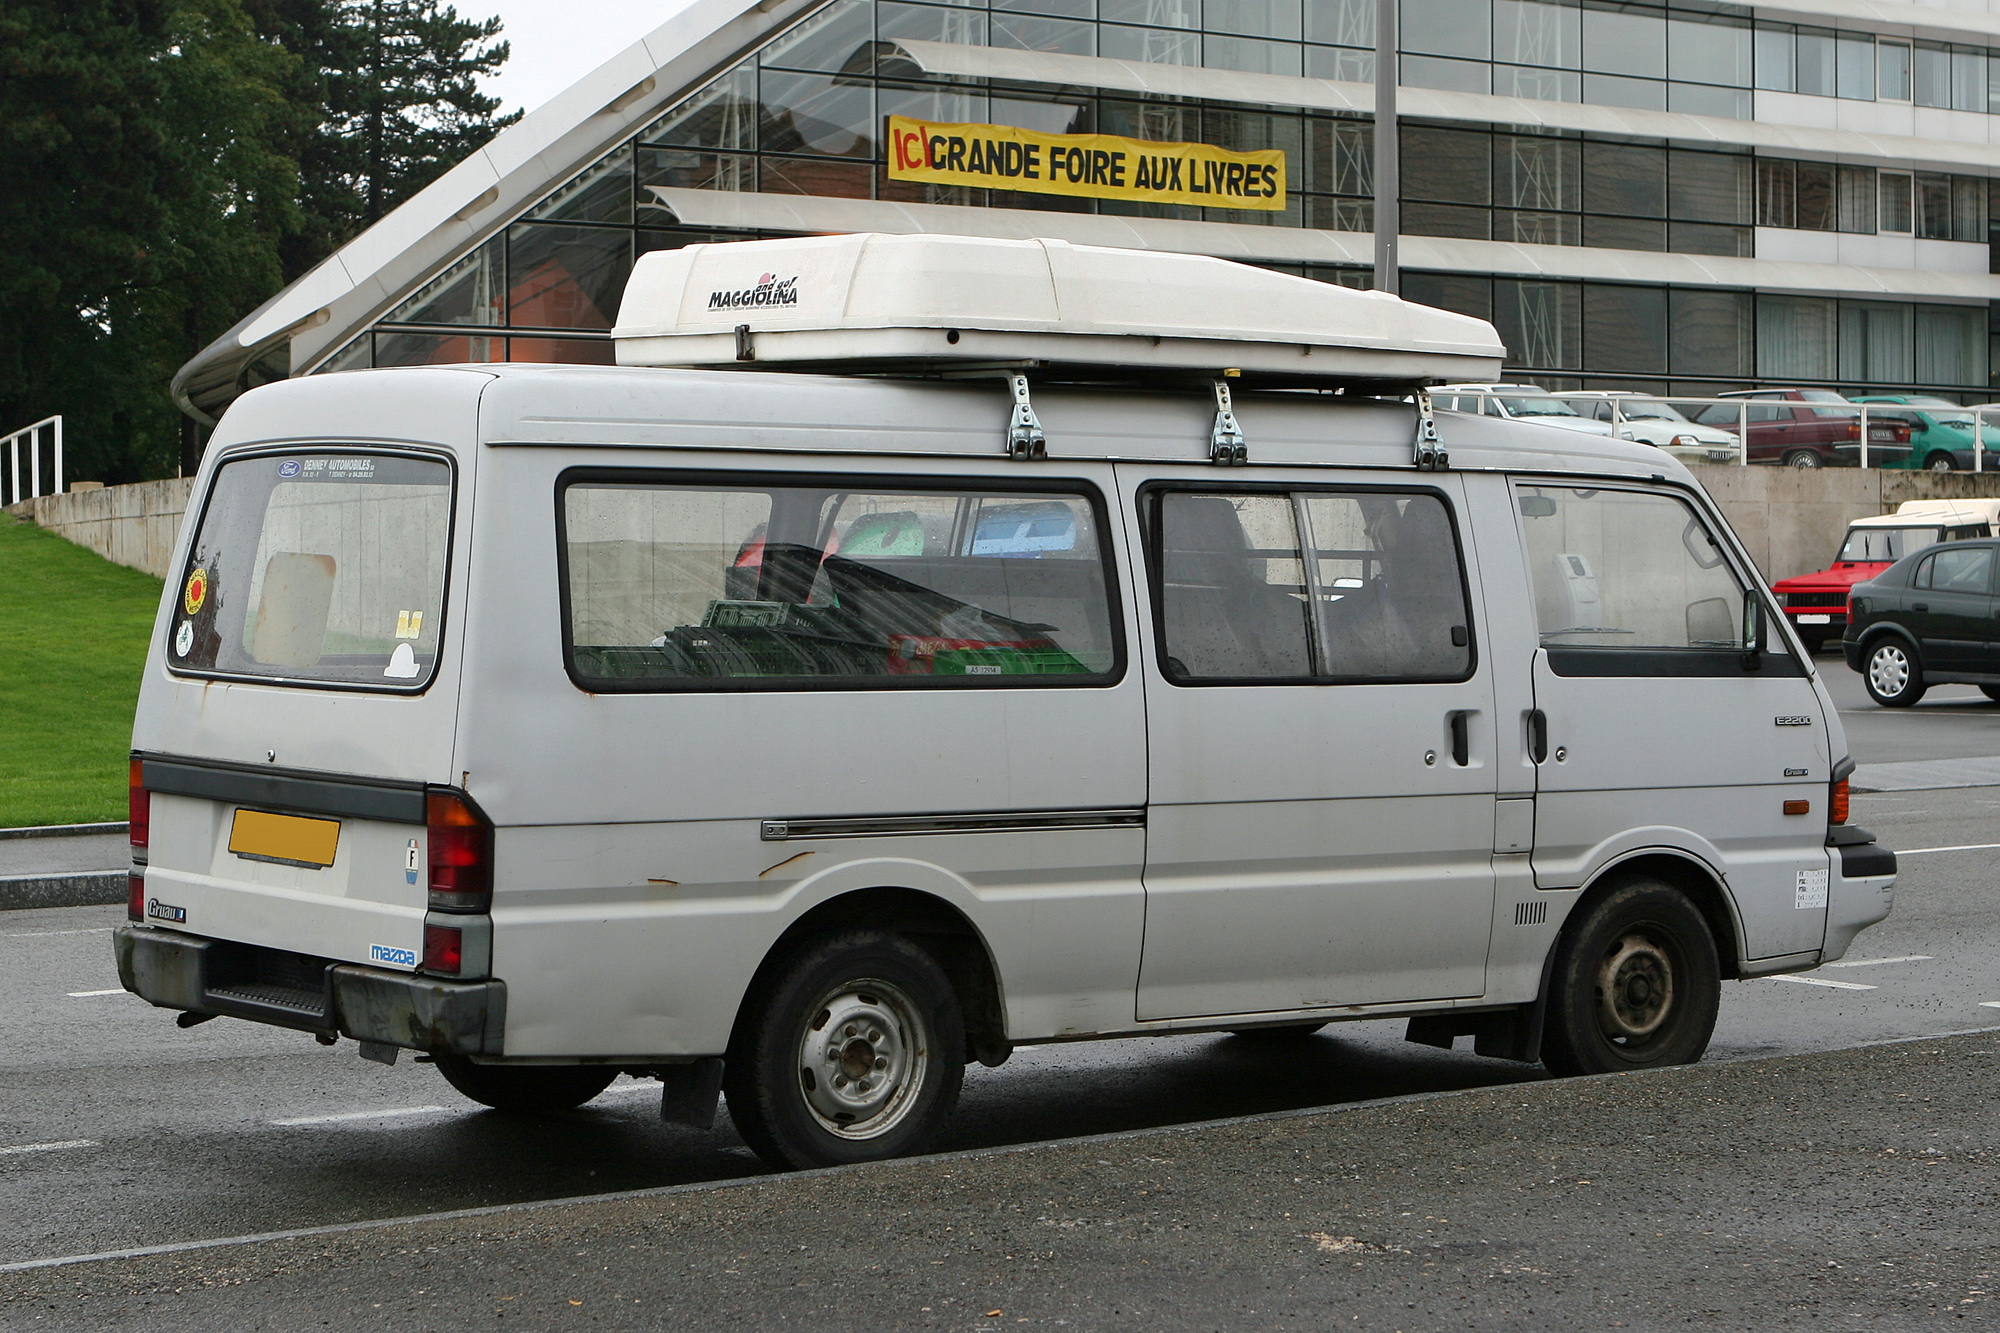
[383,642,420,679]
[182,567,207,616]
[277,459,302,478]
[394,610,423,640]
[1795,868,1829,910]
[369,943,417,968]
[174,620,193,657]
[404,838,420,885]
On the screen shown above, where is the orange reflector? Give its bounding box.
[1783,799,1811,816]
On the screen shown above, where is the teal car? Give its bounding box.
[1852,396,1990,472]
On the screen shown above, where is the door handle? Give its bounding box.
[1913,602,1929,611]
[1528,709,1548,764]
[1449,711,1470,767]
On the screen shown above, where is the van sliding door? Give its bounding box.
[1129,471,1498,1020]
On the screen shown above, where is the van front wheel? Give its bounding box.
[433,1055,617,1112]
[725,929,965,1171]
[1540,879,1720,1078]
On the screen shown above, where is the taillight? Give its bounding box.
[426,790,491,912]
[1831,776,1850,825]
[1847,420,1861,440]
[128,758,149,853]
[423,922,464,975]
[127,870,144,921]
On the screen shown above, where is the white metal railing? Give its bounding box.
[1429,392,1990,471]
[3,415,62,504]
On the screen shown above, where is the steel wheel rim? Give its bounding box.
[1929,455,1955,472]
[1595,932,1676,1043]
[1869,644,1910,697]
[1787,453,1819,468]
[796,978,928,1140]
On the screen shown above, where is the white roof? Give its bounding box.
[610,233,1506,386]
[1853,499,2000,528]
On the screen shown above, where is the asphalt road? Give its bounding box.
[1811,642,2000,763]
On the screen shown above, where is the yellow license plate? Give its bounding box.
[228,809,340,869]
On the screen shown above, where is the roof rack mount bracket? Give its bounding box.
[1413,390,1448,471]
[1006,373,1047,460]
[1210,378,1246,466]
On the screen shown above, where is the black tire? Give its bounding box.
[1925,451,1958,473]
[1226,1022,1328,1041]
[1863,637,1927,707]
[1783,449,1823,469]
[433,1055,617,1112]
[1981,685,2000,703]
[725,928,964,1171]
[1541,878,1720,1078]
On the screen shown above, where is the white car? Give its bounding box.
[1565,392,1739,466]
[1431,383,1634,439]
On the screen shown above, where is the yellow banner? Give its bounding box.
[885,116,1286,211]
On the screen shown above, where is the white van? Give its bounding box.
[117,235,1895,1170]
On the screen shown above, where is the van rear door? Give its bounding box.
[134,446,463,971]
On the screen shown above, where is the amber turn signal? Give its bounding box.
[1783,799,1811,816]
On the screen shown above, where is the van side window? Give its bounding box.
[1150,489,1473,683]
[1518,485,1756,668]
[559,475,1120,690]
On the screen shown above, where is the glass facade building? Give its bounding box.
[178,0,2000,418]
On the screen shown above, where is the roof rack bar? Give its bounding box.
[1006,374,1047,460]
[1412,390,1447,471]
[1210,376,1246,465]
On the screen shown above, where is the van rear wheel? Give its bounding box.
[433,1055,617,1112]
[1540,879,1719,1078]
[725,928,964,1171]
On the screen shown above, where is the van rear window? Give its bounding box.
[559,474,1119,689]
[169,452,452,689]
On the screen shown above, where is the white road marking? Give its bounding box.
[0,1140,96,1156]
[2,927,114,939]
[1825,955,1933,968]
[65,989,125,998]
[1767,975,1877,991]
[270,1105,449,1127]
[1982,1002,2000,1010]
[1896,843,2000,856]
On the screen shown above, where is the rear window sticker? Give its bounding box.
[383,642,420,678]
[404,838,421,885]
[394,609,424,640]
[277,459,302,478]
[183,567,207,616]
[174,620,194,658]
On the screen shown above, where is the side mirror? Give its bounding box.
[1742,596,1764,671]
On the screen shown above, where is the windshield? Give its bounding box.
[1839,526,1941,562]
[171,452,452,688]
[1498,395,1581,418]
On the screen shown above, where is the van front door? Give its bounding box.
[1514,483,1830,962]
[1131,475,1498,1020]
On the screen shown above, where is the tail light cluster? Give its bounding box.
[127,758,149,920]
[425,790,492,913]
[1831,775,1851,826]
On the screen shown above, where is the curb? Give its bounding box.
[0,823,127,841]
[0,872,126,912]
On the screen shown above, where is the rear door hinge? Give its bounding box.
[1006,373,1047,460]
[1413,389,1448,471]
[1211,378,1246,465]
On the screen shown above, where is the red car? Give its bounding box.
[1771,500,2000,652]
[1694,388,1912,467]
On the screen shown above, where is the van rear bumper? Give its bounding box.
[115,925,505,1056]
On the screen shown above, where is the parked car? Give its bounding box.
[1845,537,2000,706]
[1772,500,2000,653]
[1851,396,1990,472]
[1431,384,1633,438]
[1693,389,1912,467]
[1563,392,1739,465]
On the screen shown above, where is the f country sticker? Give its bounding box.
[369,943,418,968]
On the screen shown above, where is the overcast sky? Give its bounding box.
[476,1,698,117]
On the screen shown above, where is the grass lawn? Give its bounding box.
[0,518,162,827]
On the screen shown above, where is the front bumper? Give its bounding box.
[115,925,505,1055]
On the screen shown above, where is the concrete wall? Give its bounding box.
[11,466,2000,587]
[1700,468,2000,583]
[8,478,194,579]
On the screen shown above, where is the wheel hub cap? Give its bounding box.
[798,980,927,1140]
[1597,933,1674,1041]
[1870,646,1909,696]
